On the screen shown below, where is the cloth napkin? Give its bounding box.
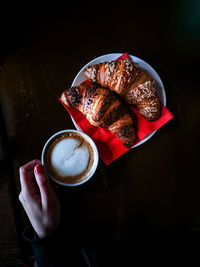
[59,53,174,165]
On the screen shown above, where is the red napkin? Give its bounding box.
[59,53,174,165]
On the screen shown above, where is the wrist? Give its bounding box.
[23,223,61,243]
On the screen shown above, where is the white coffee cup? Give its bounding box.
[41,130,99,186]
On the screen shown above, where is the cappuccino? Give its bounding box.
[42,130,98,186]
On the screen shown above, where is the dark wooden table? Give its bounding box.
[0,0,200,265]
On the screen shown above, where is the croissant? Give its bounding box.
[61,83,137,148]
[84,59,161,121]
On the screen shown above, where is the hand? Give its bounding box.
[19,159,61,238]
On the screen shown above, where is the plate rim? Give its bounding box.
[70,53,166,148]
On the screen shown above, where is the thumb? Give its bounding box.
[34,165,53,209]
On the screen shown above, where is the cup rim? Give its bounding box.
[41,129,99,187]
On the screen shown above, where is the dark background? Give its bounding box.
[0,0,200,265]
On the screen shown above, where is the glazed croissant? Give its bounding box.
[61,83,137,148]
[84,59,161,121]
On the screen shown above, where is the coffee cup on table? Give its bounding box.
[41,130,99,186]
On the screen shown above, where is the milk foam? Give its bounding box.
[50,138,90,177]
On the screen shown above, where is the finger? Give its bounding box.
[19,159,41,193]
[20,159,41,173]
[34,164,53,209]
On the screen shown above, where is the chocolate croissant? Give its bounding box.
[61,83,137,148]
[84,59,161,121]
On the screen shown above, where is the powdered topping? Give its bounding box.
[124,59,134,72]
[102,62,114,85]
[140,106,158,118]
[104,61,122,89]
[105,62,115,75]
[149,99,157,106]
[85,67,97,80]
[104,61,116,76]
[135,81,156,101]
[125,80,157,105]
[104,60,135,85]
[109,61,116,73]
[112,69,121,80]
[121,59,138,86]
[132,88,141,99]
[125,59,139,76]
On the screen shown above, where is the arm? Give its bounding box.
[19,160,90,267]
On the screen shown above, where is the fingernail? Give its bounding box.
[35,165,44,174]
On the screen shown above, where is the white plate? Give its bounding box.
[71,53,166,148]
